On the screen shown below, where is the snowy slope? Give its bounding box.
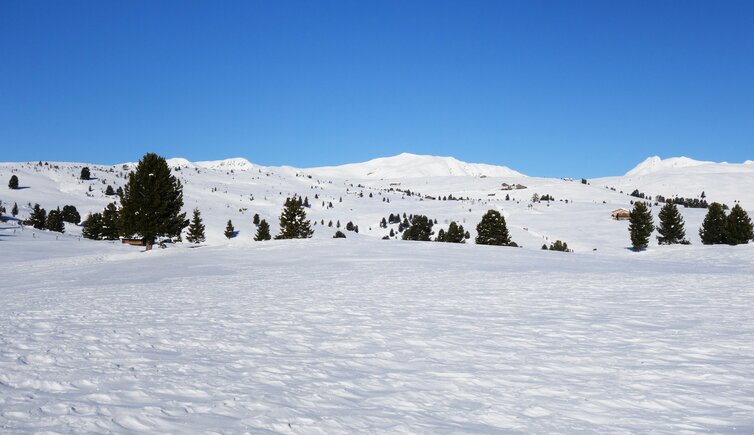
[305,153,524,179]
[1,154,752,252]
[595,156,754,206]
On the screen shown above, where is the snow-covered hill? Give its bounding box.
[595,156,754,206]
[0,153,752,251]
[305,153,524,179]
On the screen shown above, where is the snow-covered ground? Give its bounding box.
[2,153,754,431]
[2,229,754,432]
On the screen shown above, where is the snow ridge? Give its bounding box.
[625,156,711,177]
[305,153,525,179]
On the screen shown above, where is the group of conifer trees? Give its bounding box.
[628,201,753,250]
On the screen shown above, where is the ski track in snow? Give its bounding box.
[2,239,754,433]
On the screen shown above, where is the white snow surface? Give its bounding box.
[2,154,754,431]
[305,153,525,179]
[2,232,754,432]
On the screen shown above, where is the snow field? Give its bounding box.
[2,235,754,432]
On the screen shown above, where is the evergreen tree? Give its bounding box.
[401,215,434,241]
[11,202,18,217]
[118,153,186,250]
[186,208,206,243]
[61,205,81,224]
[8,175,19,189]
[253,213,260,226]
[105,185,115,196]
[656,202,688,245]
[46,208,65,233]
[80,167,91,180]
[101,203,120,240]
[26,204,47,229]
[333,230,346,238]
[380,217,387,228]
[82,213,103,239]
[116,186,124,198]
[346,221,355,231]
[445,221,465,243]
[548,240,569,252]
[628,202,654,250]
[699,202,727,245]
[475,210,512,246]
[275,196,313,239]
[224,220,235,239]
[724,204,753,245]
[254,219,272,241]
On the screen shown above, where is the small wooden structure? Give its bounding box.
[611,208,631,220]
[121,238,146,246]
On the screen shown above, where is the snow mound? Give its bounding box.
[166,158,195,169]
[195,158,255,171]
[625,156,711,177]
[744,160,754,165]
[307,153,524,179]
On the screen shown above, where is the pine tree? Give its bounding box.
[116,186,124,198]
[549,240,569,252]
[445,221,465,243]
[333,230,346,238]
[61,205,81,224]
[275,196,313,239]
[46,208,65,233]
[475,210,512,246]
[80,167,91,180]
[699,202,727,245]
[656,202,688,245]
[186,208,206,244]
[11,202,18,217]
[628,202,654,250]
[724,204,753,245]
[253,213,260,226]
[26,204,47,229]
[254,219,272,241]
[118,153,187,250]
[8,175,19,189]
[105,185,115,196]
[224,220,235,239]
[101,203,120,240]
[82,213,103,240]
[401,215,434,241]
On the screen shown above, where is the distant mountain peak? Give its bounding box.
[625,156,711,177]
[306,153,525,179]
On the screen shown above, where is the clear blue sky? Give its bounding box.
[1,0,753,177]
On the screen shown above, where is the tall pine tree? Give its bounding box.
[254,219,272,241]
[82,213,103,240]
[275,196,313,239]
[101,203,120,240]
[186,208,206,244]
[46,208,65,233]
[475,210,513,246]
[445,221,466,243]
[628,202,654,250]
[699,202,727,245]
[26,204,46,229]
[724,204,753,245]
[656,202,688,245]
[8,175,19,189]
[224,220,235,239]
[118,153,186,250]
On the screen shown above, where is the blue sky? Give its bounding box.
[1,0,753,177]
